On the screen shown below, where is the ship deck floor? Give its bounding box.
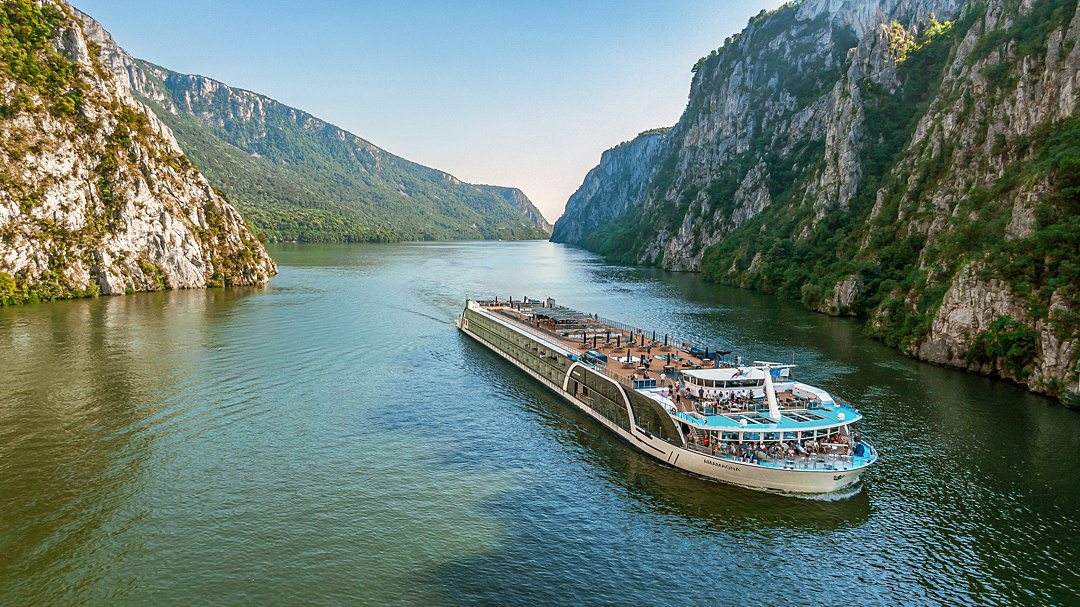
[489,305,711,393]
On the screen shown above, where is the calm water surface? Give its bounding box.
[1,241,1078,606]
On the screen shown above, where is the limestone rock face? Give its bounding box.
[918,264,1029,367]
[551,130,669,246]
[0,0,275,302]
[556,0,966,272]
[821,275,864,316]
[552,0,1079,399]
[918,264,1076,395]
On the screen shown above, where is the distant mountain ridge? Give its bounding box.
[76,9,551,243]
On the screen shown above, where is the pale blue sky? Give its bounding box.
[75,0,784,221]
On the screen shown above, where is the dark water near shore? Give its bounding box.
[1,241,1078,606]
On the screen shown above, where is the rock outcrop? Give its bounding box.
[551,128,669,246]
[75,8,551,243]
[0,0,275,304]
[551,0,1079,401]
[493,186,553,233]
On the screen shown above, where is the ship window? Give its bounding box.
[628,394,677,443]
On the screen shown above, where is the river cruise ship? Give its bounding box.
[457,297,877,494]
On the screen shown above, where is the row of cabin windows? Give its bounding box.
[571,370,630,431]
[474,311,652,438]
[706,427,848,442]
[471,324,563,384]
[468,313,568,384]
[685,376,763,388]
[627,392,677,444]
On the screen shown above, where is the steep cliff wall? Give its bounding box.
[553,0,1079,401]
[0,0,275,305]
[551,128,669,246]
[76,9,550,243]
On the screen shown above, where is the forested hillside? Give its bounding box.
[77,10,551,244]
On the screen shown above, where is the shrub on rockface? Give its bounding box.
[965,316,1038,380]
[0,271,17,304]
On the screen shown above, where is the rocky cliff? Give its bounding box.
[552,0,1079,401]
[551,128,669,245]
[494,186,553,233]
[76,9,550,243]
[0,0,275,305]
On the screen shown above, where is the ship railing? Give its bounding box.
[549,306,708,354]
[683,443,864,470]
[485,300,740,374]
[858,438,878,460]
[479,300,725,360]
[483,308,655,389]
[690,399,826,415]
[582,361,635,388]
[684,440,876,469]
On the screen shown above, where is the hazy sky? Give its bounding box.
[75,0,784,222]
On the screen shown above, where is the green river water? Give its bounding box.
[1,241,1077,606]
